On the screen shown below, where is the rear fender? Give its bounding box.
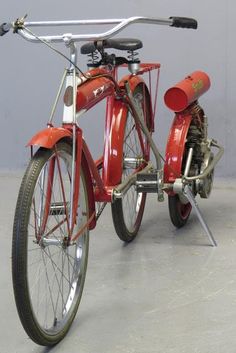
[164,113,192,188]
[104,76,148,186]
[120,74,154,131]
[119,74,145,93]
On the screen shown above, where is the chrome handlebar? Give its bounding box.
[3,16,197,44]
[18,17,173,43]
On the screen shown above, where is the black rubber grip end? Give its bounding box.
[170,17,198,29]
[0,23,10,36]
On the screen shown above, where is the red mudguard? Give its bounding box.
[104,75,146,186]
[164,113,192,186]
[27,126,96,230]
[27,127,72,148]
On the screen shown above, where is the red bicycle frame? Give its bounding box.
[28,63,161,237]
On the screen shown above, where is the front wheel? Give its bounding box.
[12,141,89,346]
[111,84,151,242]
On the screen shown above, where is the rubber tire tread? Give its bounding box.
[168,194,191,228]
[111,84,151,242]
[12,142,87,346]
[112,194,147,242]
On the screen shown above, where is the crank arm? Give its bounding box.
[112,161,153,200]
[113,162,165,202]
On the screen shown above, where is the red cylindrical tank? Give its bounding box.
[164,71,211,112]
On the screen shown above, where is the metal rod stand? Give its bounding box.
[183,185,217,247]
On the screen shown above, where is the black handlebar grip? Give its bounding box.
[0,23,10,36]
[169,17,198,29]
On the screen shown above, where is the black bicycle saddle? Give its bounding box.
[80,38,143,54]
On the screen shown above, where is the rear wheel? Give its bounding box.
[12,141,89,346]
[168,124,197,228]
[168,139,192,228]
[168,194,192,228]
[111,84,151,242]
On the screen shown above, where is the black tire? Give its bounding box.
[168,194,192,228]
[111,84,151,242]
[12,141,89,346]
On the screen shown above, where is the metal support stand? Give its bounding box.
[183,184,217,247]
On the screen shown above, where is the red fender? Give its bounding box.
[164,113,192,187]
[27,127,72,148]
[27,126,96,230]
[104,76,146,186]
[119,74,145,92]
[104,99,127,186]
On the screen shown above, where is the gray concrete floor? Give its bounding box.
[1,175,236,353]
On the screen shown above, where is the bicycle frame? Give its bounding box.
[28,60,161,236]
[13,16,223,246]
[8,14,227,347]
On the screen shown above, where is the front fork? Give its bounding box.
[70,126,83,234]
[113,81,224,246]
[33,126,83,245]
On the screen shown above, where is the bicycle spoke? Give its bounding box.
[41,250,57,322]
[55,153,71,235]
[43,247,73,288]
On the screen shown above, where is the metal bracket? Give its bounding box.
[183,184,217,247]
[13,14,28,33]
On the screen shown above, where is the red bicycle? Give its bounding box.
[0,15,223,345]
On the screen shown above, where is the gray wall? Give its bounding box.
[0,0,234,176]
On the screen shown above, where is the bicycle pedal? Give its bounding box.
[136,173,159,193]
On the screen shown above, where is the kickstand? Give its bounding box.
[183,185,217,247]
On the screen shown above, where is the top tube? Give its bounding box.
[15,17,175,43]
